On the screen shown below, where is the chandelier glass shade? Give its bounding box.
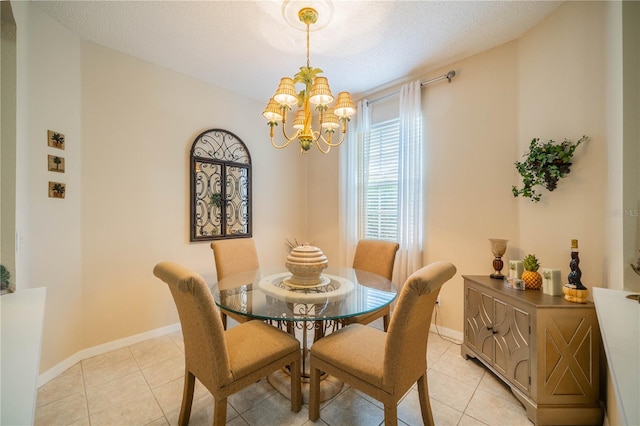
[263,7,356,153]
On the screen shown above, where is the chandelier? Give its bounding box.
[262,7,356,154]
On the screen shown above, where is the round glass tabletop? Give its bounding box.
[210,266,397,322]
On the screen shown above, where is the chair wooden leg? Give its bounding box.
[308,364,322,421]
[220,312,228,330]
[213,397,227,426]
[383,314,390,331]
[178,371,195,426]
[417,372,434,426]
[289,358,302,412]
[383,404,398,426]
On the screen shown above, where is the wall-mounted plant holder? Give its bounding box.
[0,264,12,295]
[48,181,66,199]
[47,130,65,150]
[631,250,640,276]
[512,135,588,202]
[47,155,65,173]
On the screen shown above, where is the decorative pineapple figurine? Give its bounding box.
[522,254,542,290]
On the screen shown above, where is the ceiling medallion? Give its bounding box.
[282,0,334,31]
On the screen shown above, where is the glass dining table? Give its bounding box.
[209,266,397,401]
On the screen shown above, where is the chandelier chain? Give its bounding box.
[306,20,310,69]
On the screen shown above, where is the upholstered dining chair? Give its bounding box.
[308,261,456,426]
[211,238,260,328]
[153,261,301,426]
[343,239,399,331]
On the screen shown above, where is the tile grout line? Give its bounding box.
[134,339,179,425]
[458,368,486,425]
[79,359,91,426]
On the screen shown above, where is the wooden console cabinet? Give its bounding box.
[462,275,602,425]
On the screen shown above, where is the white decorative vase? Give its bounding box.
[285,244,328,287]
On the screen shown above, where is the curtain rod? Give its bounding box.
[366,70,456,106]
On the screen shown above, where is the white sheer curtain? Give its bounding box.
[339,99,370,266]
[394,80,424,287]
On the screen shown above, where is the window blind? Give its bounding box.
[360,118,399,241]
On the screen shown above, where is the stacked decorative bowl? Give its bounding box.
[285,244,328,287]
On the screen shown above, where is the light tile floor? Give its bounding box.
[35,322,533,426]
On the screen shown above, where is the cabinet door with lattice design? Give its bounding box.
[464,285,495,364]
[536,308,600,405]
[492,297,531,396]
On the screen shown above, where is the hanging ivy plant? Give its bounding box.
[0,264,10,291]
[512,135,588,202]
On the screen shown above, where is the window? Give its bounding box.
[359,118,400,241]
[344,82,423,284]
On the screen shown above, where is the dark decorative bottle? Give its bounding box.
[568,239,586,289]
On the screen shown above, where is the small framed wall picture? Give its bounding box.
[47,130,65,150]
[47,155,65,173]
[48,181,66,199]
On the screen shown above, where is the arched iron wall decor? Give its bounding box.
[190,129,252,241]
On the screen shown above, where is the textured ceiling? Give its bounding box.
[34,0,562,103]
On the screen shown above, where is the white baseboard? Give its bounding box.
[38,322,181,387]
[429,322,463,343]
[38,319,462,387]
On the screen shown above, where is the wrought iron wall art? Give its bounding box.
[190,129,252,241]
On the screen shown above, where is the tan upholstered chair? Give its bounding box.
[309,261,456,426]
[343,239,399,331]
[211,238,260,328]
[153,261,301,426]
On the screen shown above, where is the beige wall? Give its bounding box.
[78,41,307,349]
[623,0,640,294]
[517,1,612,292]
[306,152,340,261]
[14,2,85,370]
[310,2,626,422]
[422,40,520,333]
[1,2,17,290]
[14,2,307,371]
[310,1,623,335]
[309,40,522,334]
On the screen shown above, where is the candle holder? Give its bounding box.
[489,239,508,279]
